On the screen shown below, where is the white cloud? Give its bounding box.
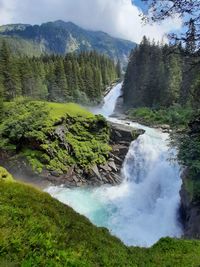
[0,0,182,43]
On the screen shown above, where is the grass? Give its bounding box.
[1,179,200,266]
[127,106,193,129]
[4,101,94,122]
[0,167,14,182]
[47,102,94,121]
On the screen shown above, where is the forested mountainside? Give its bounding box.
[0,41,120,104]
[123,36,200,110]
[122,36,200,129]
[0,36,42,57]
[0,21,136,65]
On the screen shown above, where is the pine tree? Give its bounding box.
[0,77,4,120]
[0,41,21,100]
[20,58,35,97]
[185,18,196,54]
[164,53,182,107]
[55,59,68,101]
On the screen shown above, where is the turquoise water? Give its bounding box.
[46,83,183,247]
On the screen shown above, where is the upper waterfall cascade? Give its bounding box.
[46,82,182,247]
[91,82,122,117]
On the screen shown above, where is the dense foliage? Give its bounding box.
[128,106,193,128]
[0,41,119,104]
[177,115,200,201]
[123,36,200,109]
[1,179,200,266]
[0,99,111,174]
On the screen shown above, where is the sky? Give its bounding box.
[0,0,182,43]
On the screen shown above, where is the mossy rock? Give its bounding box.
[0,100,111,175]
[0,167,14,182]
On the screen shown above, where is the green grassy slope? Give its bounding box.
[1,179,200,267]
[47,102,94,121]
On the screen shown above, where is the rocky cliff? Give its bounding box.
[23,122,143,187]
[49,122,144,187]
[0,101,144,187]
[180,169,200,238]
[179,116,200,238]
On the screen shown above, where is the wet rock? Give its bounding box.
[108,160,118,172]
[100,164,112,172]
[50,171,61,177]
[0,117,144,188]
[109,122,135,144]
[55,125,69,150]
[91,165,102,181]
[180,168,200,239]
[73,175,79,183]
[77,181,83,187]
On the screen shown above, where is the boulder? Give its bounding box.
[109,122,135,144]
[108,160,118,172]
[91,165,102,181]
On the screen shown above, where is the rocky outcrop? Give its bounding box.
[179,116,200,238]
[45,122,144,187]
[0,121,144,188]
[180,168,200,238]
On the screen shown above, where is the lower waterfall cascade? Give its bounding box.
[46,83,183,247]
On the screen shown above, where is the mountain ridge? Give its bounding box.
[0,20,136,64]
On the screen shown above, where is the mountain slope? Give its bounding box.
[0,20,136,64]
[1,178,200,266]
[0,35,42,56]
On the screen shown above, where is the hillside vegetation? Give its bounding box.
[0,20,135,64]
[0,41,119,104]
[1,175,200,267]
[0,100,111,175]
[0,36,42,57]
[123,36,200,129]
[123,36,200,110]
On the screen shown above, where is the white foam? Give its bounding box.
[45,82,183,247]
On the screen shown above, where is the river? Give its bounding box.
[46,82,183,247]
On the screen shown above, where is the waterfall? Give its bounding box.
[46,82,182,247]
[92,82,122,117]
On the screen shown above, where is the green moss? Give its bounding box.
[0,99,111,175]
[47,102,94,122]
[22,149,44,174]
[1,181,200,266]
[0,167,14,182]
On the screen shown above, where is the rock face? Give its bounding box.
[180,168,200,238]
[0,121,144,188]
[46,122,144,187]
[179,116,200,238]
